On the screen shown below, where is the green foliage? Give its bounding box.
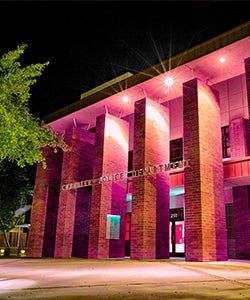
[0,44,68,168]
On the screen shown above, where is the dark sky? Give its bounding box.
[1,1,249,118]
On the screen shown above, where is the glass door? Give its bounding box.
[169,208,185,257]
[125,213,131,256]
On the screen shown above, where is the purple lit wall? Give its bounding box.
[245,58,250,155]
[54,126,94,258]
[27,147,62,257]
[229,117,248,158]
[88,113,129,258]
[233,186,250,259]
[26,34,250,262]
[184,78,227,262]
[131,98,170,260]
[231,57,250,260]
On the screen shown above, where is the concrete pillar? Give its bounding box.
[233,186,250,259]
[183,78,227,261]
[27,147,62,257]
[54,126,94,258]
[88,113,129,258]
[130,98,170,260]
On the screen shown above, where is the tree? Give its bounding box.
[0,44,68,168]
[0,44,69,246]
[0,160,34,247]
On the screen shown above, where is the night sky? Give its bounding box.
[1,1,249,119]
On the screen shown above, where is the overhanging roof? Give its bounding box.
[43,21,250,133]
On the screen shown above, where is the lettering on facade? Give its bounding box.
[62,159,191,190]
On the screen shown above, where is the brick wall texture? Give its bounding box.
[27,56,250,262]
[88,113,129,258]
[27,126,94,258]
[233,186,250,259]
[54,126,94,258]
[245,57,250,155]
[229,117,248,158]
[130,98,170,260]
[27,146,63,257]
[183,78,227,261]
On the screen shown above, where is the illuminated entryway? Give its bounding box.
[169,208,185,257]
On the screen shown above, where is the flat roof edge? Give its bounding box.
[43,21,250,124]
[80,72,133,100]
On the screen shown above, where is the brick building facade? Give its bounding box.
[27,22,250,261]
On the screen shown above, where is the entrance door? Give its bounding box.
[169,208,185,257]
[125,213,131,256]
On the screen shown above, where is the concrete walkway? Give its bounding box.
[1,257,250,299]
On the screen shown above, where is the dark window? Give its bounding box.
[226,204,234,239]
[128,150,133,175]
[170,138,183,162]
[222,126,230,158]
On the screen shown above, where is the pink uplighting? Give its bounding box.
[27,24,250,262]
[104,117,128,152]
[146,104,169,129]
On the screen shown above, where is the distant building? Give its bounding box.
[27,22,250,261]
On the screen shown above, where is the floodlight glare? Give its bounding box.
[164,77,174,86]
[122,96,129,103]
[219,57,226,63]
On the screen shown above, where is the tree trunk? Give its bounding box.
[3,230,10,248]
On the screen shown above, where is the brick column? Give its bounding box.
[233,186,250,259]
[245,58,250,155]
[245,57,250,114]
[88,114,128,258]
[183,78,227,262]
[54,126,94,258]
[229,117,248,158]
[27,147,62,257]
[130,98,170,260]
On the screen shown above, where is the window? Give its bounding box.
[128,150,133,176]
[226,204,234,239]
[170,138,183,162]
[222,126,230,158]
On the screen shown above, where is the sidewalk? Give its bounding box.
[0,257,250,299]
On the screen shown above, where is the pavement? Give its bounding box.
[1,257,250,299]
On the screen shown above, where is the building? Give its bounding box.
[27,22,250,262]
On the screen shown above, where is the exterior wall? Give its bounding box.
[27,147,62,257]
[233,186,250,259]
[183,78,227,261]
[88,113,129,258]
[54,126,94,258]
[168,97,183,140]
[229,117,248,158]
[26,46,250,262]
[131,98,170,259]
[245,58,250,155]
[216,74,249,128]
[228,58,250,260]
